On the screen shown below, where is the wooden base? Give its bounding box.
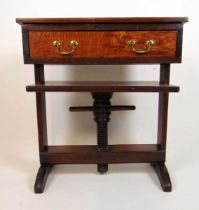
[40,144,165,164]
[151,162,172,192]
[34,164,52,193]
[33,161,172,193]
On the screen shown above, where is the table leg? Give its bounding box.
[155,64,172,192]
[34,64,52,193]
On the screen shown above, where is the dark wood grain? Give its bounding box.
[24,56,182,65]
[157,64,170,149]
[16,17,188,24]
[176,29,183,57]
[26,81,179,92]
[40,144,165,164]
[34,65,48,154]
[22,30,30,58]
[21,23,183,31]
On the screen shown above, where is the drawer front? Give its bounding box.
[29,31,177,60]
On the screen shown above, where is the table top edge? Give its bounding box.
[16,17,188,24]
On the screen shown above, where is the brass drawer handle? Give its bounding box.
[52,40,78,55]
[127,40,154,54]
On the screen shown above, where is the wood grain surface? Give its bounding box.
[40,144,165,164]
[29,31,177,59]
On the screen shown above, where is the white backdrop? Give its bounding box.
[0,0,199,210]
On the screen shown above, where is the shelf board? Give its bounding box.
[26,81,179,92]
[40,144,165,164]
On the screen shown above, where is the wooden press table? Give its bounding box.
[16,17,188,193]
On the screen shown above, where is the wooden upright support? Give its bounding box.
[34,64,52,193]
[151,64,172,192]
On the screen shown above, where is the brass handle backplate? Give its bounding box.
[52,40,78,55]
[127,40,154,54]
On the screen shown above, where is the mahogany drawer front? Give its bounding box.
[29,31,177,61]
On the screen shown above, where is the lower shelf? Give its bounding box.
[26,81,179,92]
[40,144,165,164]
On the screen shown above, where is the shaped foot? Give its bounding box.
[34,164,52,193]
[151,162,172,192]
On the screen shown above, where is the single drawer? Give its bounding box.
[29,31,177,60]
